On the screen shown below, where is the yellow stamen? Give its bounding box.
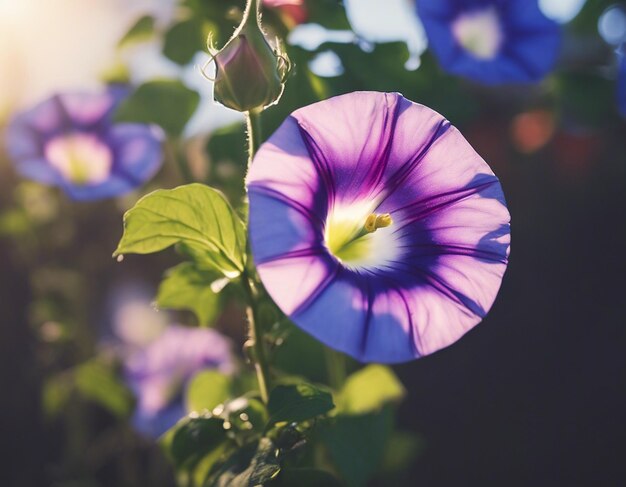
[364,214,377,233]
[364,213,393,233]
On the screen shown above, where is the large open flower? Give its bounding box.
[5,86,163,200]
[416,0,560,84]
[247,92,510,363]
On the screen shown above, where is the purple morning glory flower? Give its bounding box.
[5,86,164,200]
[416,0,561,84]
[247,92,510,363]
[123,325,235,437]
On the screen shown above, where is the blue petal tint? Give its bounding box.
[133,400,186,439]
[5,87,163,201]
[416,0,561,84]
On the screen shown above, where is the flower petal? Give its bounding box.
[290,91,402,203]
[58,88,124,128]
[109,123,164,186]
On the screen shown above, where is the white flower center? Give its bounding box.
[45,133,113,185]
[451,7,503,60]
[324,200,402,271]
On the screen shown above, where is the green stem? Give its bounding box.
[241,271,270,403]
[244,107,270,403]
[325,348,347,390]
[246,110,263,167]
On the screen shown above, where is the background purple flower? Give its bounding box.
[123,324,235,437]
[416,0,561,84]
[247,92,510,363]
[5,86,164,200]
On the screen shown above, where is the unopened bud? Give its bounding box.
[212,0,289,112]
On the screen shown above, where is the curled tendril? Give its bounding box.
[274,38,293,83]
[201,55,217,82]
[201,32,218,82]
[277,53,292,83]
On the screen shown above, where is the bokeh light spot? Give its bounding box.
[511,109,556,154]
[539,0,586,23]
[598,5,626,46]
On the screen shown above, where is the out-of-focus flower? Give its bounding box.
[264,0,308,27]
[123,324,235,437]
[416,0,560,84]
[247,92,510,363]
[212,0,289,112]
[113,289,168,347]
[5,86,163,201]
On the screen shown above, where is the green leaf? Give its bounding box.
[118,15,156,47]
[267,383,334,426]
[247,439,281,486]
[114,79,200,136]
[186,370,232,413]
[74,361,134,418]
[193,444,229,487]
[320,408,393,487]
[221,397,268,436]
[42,374,73,419]
[114,184,246,277]
[171,416,227,469]
[271,468,343,487]
[163,18,207,65]
[337,365,405,414]
[209,438,280,487]
[157,262,220,325]
[272,321,329,384]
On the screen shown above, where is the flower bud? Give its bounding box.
[212,0,289,112]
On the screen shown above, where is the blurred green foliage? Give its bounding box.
[115,80,200,136]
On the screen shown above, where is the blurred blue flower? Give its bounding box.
[416,0,561,84]
[123,324,235,438]
[5,86,164,200]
